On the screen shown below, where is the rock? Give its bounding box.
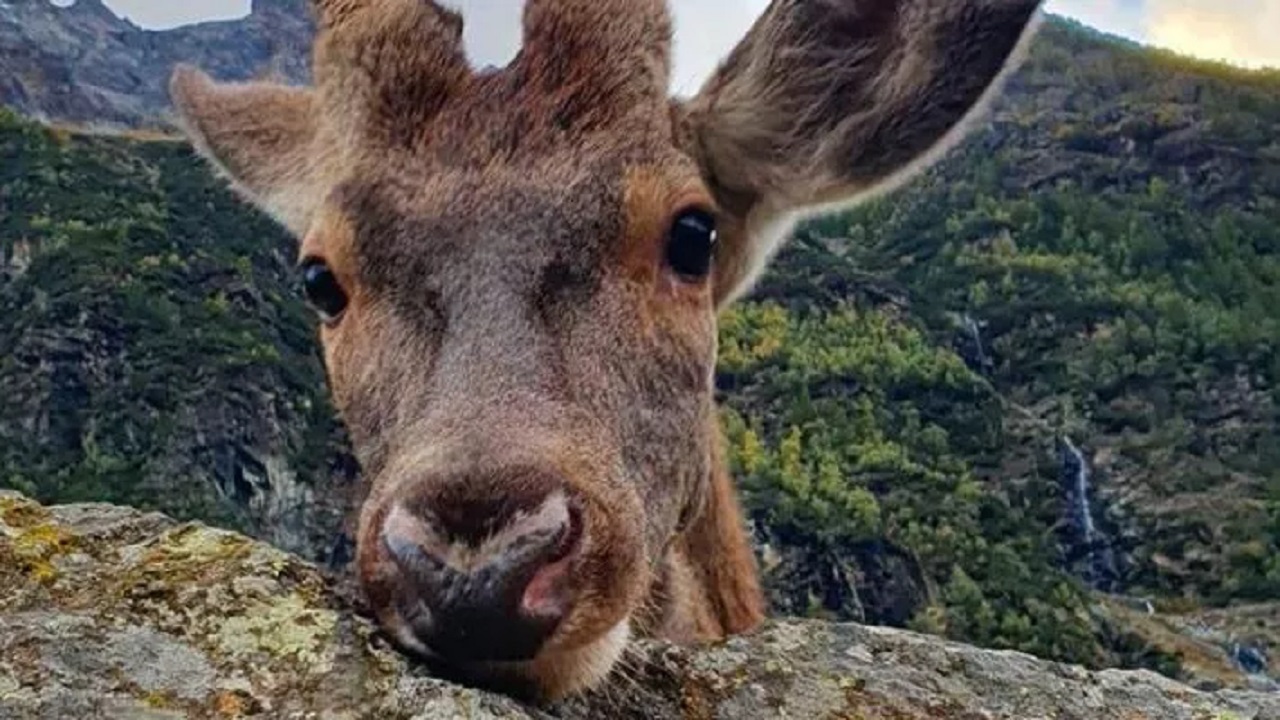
[755,528,932,628]
[3,492,1276,720]
[0,0,313,129]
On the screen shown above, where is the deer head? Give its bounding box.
[170,0,1043,702]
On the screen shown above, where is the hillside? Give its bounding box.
[771,13,1280,644]
[0,110,358,563]
[1,7,1279,692]
[725,16,1280,684]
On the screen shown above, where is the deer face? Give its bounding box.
[303,149,723,690]
[171,0,1042,702]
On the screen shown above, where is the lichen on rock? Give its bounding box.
[2,491,1278,720]
[213,592,338,675]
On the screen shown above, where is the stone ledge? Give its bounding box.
[2,491,1275,719]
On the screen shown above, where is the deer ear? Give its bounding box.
[683,0,1044,305]
[170,64,324,236]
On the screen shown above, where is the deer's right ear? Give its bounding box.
[170,65,323,236]
[681,0,1043,307]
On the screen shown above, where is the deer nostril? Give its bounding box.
[381,506,447,582]
[520,502,583,621]
[555,502,584,562]
[379,490,584,663]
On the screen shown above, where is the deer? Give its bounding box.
[168,0,1043,703]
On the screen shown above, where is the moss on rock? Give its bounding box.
[213,592,338,674]
[2,492,1278,720]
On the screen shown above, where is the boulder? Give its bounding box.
[2,491,1276,720]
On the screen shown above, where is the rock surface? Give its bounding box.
[0,0,312,129]
[2,492,1277,720]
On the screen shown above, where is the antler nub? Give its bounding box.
[520,0,671,100]
[311,0,471,149]
[311,0,363,28]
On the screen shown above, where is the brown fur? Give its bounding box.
[169,0,1044,702]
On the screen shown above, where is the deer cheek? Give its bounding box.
[562,487,649,641]
[318,324,358,412]
[354,500,401,623]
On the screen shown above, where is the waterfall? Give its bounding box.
[1231,643,1270,677]
[1118,596,1156,614]
[961,313,995,375]
[1063,437,1096,538]
[1059,437,1119,592]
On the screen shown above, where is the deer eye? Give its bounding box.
[665,209,717,280]
[299,257,349,324]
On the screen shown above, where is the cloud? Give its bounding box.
[80,0,767,92]
[667,1,769,95]
[83,0,1280,73]
[444,0,523,69]
[86,0,250,29]
[443,0,768,94]
[1047,0,1148,41]
[1145,0,1280,68]
[1049,0,1280,69]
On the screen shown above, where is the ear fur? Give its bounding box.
[683,0,1046,305]
[169,0,472,235]
[170,65,323,236]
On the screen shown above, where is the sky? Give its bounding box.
[57,0,1280,88]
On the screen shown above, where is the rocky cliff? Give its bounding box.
[0,107,359,568]
[3,490,1276,720]
[0,0,311,129]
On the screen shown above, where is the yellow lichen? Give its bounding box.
[838,676,868,694]
[142,690,174,709]
[147,526,252,568]
[7,521,77,585]
[0,495,50,531]
[12,523,75,555]
[212,592,338,675]
[0,671,21,698]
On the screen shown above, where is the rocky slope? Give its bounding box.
[0,108,359,565]
[3,490,1276,720]
[727,17,1280,682]
[0,0,311,129]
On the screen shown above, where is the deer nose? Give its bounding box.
[380,489,583,663]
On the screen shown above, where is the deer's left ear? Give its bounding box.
[679,0,1044,306]
[170,65,324,236]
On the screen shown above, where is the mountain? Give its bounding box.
[724,16,1280,688]
[0,108,360,564]
[2,4,1278,693]
[829,18,1280,608]
[0,0,312,128]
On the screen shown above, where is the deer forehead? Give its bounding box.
[397,69,675,166]
[281,0,680,262]
[304,155,717,439]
